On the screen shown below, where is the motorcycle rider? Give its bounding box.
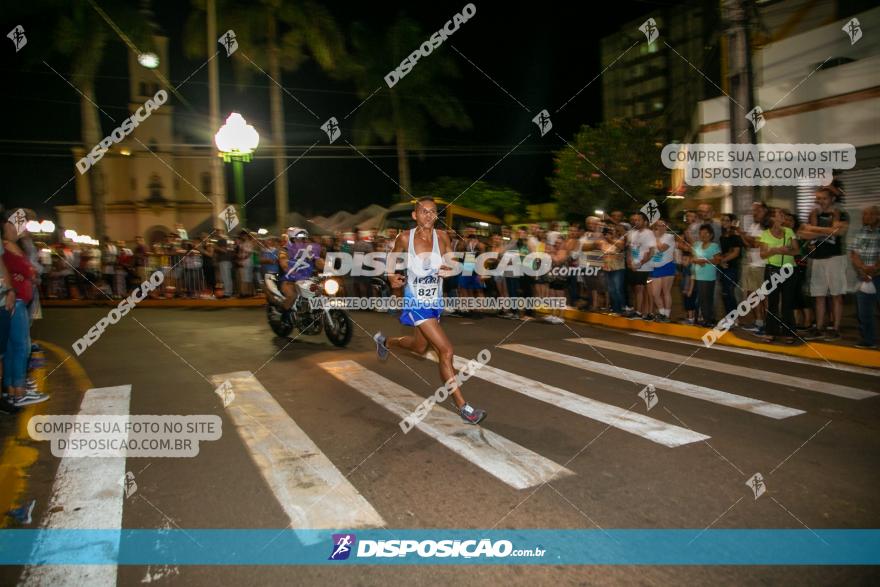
[277,227,324,311]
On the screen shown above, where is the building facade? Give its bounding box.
[694,5,880,222]
[56,33,216,244]
[600,1,722,144]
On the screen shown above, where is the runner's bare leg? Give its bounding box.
[387,319,466,408]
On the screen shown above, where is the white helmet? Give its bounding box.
[287,226,308,239]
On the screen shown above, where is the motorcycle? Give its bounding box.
[263,273,353,347]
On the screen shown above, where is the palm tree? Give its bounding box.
[52,1,152,239]
[185,0,346,226]
[347,15,472,197]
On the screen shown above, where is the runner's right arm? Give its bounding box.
[387,232,406,290]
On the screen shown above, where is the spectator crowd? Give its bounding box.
[7,184,879,394]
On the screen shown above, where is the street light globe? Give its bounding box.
[257,228,268,235]
[138,52,160,69]
[25,220,40,233]
[41,220,55,233]
[214,113,259,155]
[64,229,78,239]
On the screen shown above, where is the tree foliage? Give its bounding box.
[415,177,524,219]
[549,119,666,216]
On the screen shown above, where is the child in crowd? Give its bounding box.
[680,251,697,324]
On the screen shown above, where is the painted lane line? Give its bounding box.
[423,354,708,447]
[210,371,385,538]
[567,337,876,400]
[500,344,804,420]
[20,385,131,587]
[320,360,573,489]
[627,331,880,377]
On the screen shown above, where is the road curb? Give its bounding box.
[0,341,92,527]
[42,298,265,309]
[543,307,880,369]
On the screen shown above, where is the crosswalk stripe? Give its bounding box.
[20,385,131,587]
[500,344,804,419]
[567,337,876,400]
[210,371,385,538]
[421,354,709,447]
[627,331,880,377]
[319,360,574,489]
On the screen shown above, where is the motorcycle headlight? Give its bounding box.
[323,279,340,295]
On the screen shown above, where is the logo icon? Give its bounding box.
[746,472,766,500]
[639,18,659,45]
[532,109,552,137]
[214,380,235,408]
[842,18,862,45]
[219,205,239,232]
[120,471,138,498]
[10,209,28,236]
[7,25,26,52]
[218,30,238,57]
[745,106,765,132]
[286,244,317,278]
[640,199,661,226]
[638,384,658,411]
[321,117,341,144]
[329,533,356,560]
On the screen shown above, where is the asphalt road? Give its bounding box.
[2,306,879,586]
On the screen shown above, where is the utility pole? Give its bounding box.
[267,13,290,231]
[207,0,227,231]
[723,0,756,218]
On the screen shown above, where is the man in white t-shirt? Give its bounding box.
[737,202,769,334]
[625,212,657,318]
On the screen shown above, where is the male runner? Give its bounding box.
[373,197,487,425]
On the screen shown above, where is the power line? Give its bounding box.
[2,67,523,109]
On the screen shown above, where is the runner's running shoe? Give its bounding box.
[12,392,49,407]
[372,332,389,361]
[459,403,487,425]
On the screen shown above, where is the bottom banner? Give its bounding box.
[1,529,878,565]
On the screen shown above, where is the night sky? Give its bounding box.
[2,0,661,227]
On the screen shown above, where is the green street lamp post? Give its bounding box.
[214,113,260,229]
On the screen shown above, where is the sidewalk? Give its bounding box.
[41,297,265,309]
[542,307,880,369]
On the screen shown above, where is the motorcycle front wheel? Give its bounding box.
[324,309,353,347]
